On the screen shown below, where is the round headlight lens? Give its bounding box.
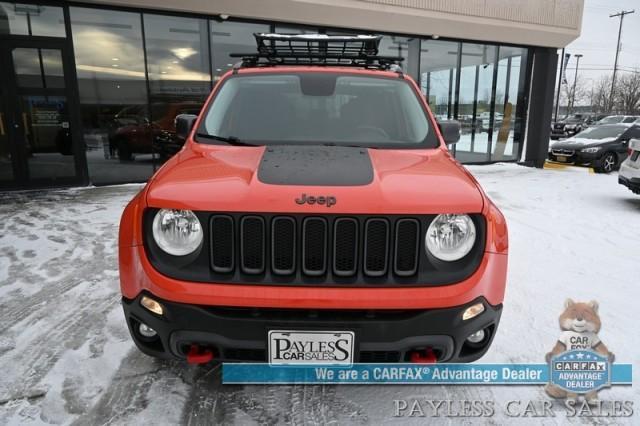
[425,214,476,262]
[152,209,203,256]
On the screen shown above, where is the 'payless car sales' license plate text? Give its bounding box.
[268,331,354,365]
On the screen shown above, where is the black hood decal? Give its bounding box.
[258,145,374,186]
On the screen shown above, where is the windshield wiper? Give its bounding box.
[196,133,259,146]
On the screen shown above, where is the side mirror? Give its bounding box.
[175,114,198,140]
[438,120,461,144]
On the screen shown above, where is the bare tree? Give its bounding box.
[615,71,640,114]
[560,78,589,113]
[590,75,613,113]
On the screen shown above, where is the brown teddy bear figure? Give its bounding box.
[544,299,614,405]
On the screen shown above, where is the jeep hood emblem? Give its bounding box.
[295,194,336,207]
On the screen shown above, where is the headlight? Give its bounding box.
[152,209,203,256]
[425,214,476,262]
[581,147,601,153]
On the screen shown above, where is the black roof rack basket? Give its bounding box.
[230,33,404,70]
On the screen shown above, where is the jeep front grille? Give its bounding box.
[210,214,419,279]
[211,215,428,277]
[144,210,486,287]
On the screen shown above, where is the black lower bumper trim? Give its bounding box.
[619,176,640,194]
[122,293,502,363]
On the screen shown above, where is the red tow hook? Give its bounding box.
[186,344,214,364]
[410,348,437,364]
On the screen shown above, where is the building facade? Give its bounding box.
[0,0,583,189]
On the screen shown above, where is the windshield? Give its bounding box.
[576,125,627,140]
[598,116,622,124]
[197,73,437,148]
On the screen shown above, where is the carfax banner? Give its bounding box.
[223,362,632,385]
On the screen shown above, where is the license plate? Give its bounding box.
[268,330,354,365]
[556,156,567,162]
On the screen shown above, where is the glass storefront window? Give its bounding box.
[0,2,65,37]
[143,14,211,164]
[21,94,76,180]
[210,21,270,81]
[455,43,497,163]
[64,6,531,188]
[419,38,527,163]
[492,46,527,161]
[419,39,458,121]
[11,48,65,89]
[70,7,153,185]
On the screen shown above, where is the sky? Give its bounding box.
[563,0,640,91]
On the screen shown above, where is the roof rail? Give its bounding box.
[229,33,404,71]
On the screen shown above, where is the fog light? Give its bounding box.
[466,329,485,344]
[462,303,485,321]
[141,296,164,316]
[138,323,157,338]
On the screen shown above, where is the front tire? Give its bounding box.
[595,152,616,174]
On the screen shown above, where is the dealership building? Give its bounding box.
[0,0,583,190]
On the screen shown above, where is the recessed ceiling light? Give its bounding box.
[171,47,197,60]
[216,68,222,72]
[112,64,119,67]
[112,57,119,61]
[161,71,167,74]
[172,60,179,64]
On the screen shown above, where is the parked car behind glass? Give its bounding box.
[594,115,639,126]
[550,113,588,140]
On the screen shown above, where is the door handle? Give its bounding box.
[0,113,5,136]
[22,112,29,136]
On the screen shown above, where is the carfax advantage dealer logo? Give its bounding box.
[550,350,611,394]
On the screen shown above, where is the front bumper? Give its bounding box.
[619,175,640,194]
[123,293,502,363]
[547,151,602,167]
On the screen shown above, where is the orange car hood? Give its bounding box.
[146,145,484,214]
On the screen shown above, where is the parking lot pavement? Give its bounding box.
[0,164,638,425]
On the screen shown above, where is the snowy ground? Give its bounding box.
[0,164,638,425]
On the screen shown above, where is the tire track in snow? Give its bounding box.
[179,368,369,425]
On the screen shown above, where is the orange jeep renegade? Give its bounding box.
[119,34,508,365]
